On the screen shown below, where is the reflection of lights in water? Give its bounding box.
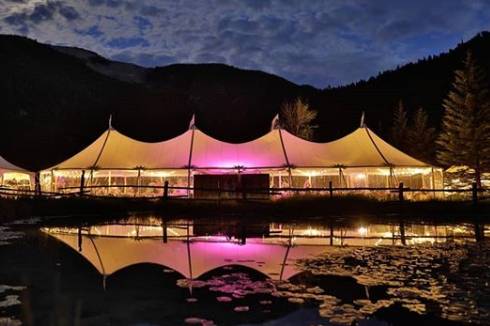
[358,227,368,237]
[301,227,323,236]
[166,228,182,236]
[408,236,435,245]
[375,232,394,246]
[451,227,467,234]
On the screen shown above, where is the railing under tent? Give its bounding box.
[5,179,488,205]
[38,165,446,196]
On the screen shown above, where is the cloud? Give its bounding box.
[106,36,149,48]
[1,0,490,87]
[134,16,152,32]
[59,6,80,21]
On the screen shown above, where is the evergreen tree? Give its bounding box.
[407,107,436,162]
[280,98,317,140]
[437,51,490,187]
[391,100,408,149]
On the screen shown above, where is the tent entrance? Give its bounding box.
[193,174,270,199]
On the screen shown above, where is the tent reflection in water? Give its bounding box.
[42,222,466,286]
[42,224,328,283]
[39,116,443,198]
[0,155,33,190]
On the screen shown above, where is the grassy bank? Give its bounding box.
[0,195,489,223]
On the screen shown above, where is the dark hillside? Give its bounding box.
[1,32,490,170]
[317,32,490,140]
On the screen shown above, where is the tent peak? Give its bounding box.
[271,114,281,130]
[108,114,113,130]
[359,111,366,128]
[188,114,196,130]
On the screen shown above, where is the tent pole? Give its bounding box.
[364,127,391,166]
[79,170,85,195]
[108,170,111,195]
[389,167,394,188]
[431,167,436,199]
[277,128,293,187]
[34,172,40,194]
[93,128,112,169]
[50,170,55,193]
[279,231,293,281]
[123,174,127,195]
[339,167,347,189]
[136,169,141,197]
[338,167,342,188]
[186,222,193,294]
[187,126,196,198]
[90,169,94,195]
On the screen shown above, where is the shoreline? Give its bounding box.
[0,195,489,224]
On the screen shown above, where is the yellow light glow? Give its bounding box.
[395,168,432,175]
[3,172,31,181]
[358,226,368,237]
[297,170,321,177]
[143,170,175,178]
[355,173,366,180]
[301,227,323,236]
[376,168,392,176]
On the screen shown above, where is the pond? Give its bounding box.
[0,215,488,325]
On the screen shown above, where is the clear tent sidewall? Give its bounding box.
[42,166,443,199]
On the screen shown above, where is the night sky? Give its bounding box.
[1,0,490,87]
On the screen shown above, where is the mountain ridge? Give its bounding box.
[1,32,490,170]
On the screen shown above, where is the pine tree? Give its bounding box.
[391,100,408,149]
[407,107,436,162]
[437,51,490,187]
[280,98,317,140]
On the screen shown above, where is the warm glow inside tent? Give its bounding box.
[40,120,443,198]
[0,155,33,190]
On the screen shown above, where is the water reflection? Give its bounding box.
[41,220,483,286]
[37,218,489,325]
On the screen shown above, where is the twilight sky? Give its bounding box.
[1,0,490,88]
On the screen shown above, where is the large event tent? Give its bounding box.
[40,117,443,197]
[0,155,32,190]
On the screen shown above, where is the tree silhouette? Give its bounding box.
[280,98,317,140]
[407,107,436,163]
[437,51,490,187]
[391,100,408,149]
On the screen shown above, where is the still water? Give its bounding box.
[0,216,488,325]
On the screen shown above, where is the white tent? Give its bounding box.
[40,119,442,196]
[44,125,428,171]
[0,155,32,190]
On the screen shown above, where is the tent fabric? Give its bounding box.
[51,128,193,170]
[48,126,432,171]
[46,230,326,280]
[282,127,427,168]
[190,129,288,169]
[0,156,29,173]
